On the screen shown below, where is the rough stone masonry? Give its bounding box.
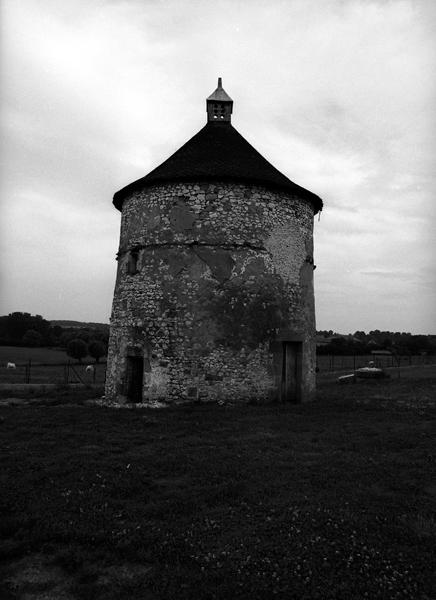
[105,79,323,405]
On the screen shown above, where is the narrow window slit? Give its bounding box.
[127,249,140,274]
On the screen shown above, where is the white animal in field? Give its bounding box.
[85,365,94,373]
[6,362,16,369]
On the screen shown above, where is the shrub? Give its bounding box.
[22,329,44,347]
[88,340,107,364]
[67,339,88,363]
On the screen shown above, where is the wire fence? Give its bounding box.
[1,355,434,384]
[316,353,434,373]
[0,361,107,385]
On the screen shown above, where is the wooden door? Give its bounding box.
[282,342,302,403]
[126,356,144,403]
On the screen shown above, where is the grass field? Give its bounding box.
[0,346,107,385]
[0,370,435,599]
[0,346,71,364]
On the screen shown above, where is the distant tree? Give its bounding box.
[51,325,63,338]
[382,337,392,349]
[66,339,88,363]
[354,331,366,339]
[328,337,347,354]
[77,330,91,343]
[88,340,107,363]
[0,312,51,345]
[60,331,78,348]
[22,329,44,347]
[317,330,333,338]
[47,325,63,347]
[89,328,110,345]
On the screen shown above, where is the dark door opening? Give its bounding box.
[126,356,144,403]
[281,342,302,403]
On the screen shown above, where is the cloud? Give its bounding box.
[0,0,435,332]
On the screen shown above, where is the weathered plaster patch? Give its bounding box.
[169,199,197,232]
[192,247,235,283]
[264,223,306,285]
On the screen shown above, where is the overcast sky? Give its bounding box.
[1,0,435,333]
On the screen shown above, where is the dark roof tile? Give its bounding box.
[113,122,323,213]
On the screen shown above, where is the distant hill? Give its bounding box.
[50,320,109,331]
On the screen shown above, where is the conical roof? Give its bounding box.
[113,122,323,212]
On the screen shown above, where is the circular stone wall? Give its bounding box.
[105,181,316,404]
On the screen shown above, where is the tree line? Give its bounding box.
[0,312,109,363]
[1,312,434,361]
[317,330,436,356]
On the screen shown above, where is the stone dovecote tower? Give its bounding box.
[105,78,323,405]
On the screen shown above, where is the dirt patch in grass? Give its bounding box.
[0,371,435,599]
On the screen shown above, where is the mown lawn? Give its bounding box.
[0,372,435,600]
[0,346,71,365]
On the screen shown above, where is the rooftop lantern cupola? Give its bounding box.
[206,77,233,123]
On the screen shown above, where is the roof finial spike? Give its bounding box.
[218,77,222,88]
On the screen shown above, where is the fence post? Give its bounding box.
[23,359,31,384]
